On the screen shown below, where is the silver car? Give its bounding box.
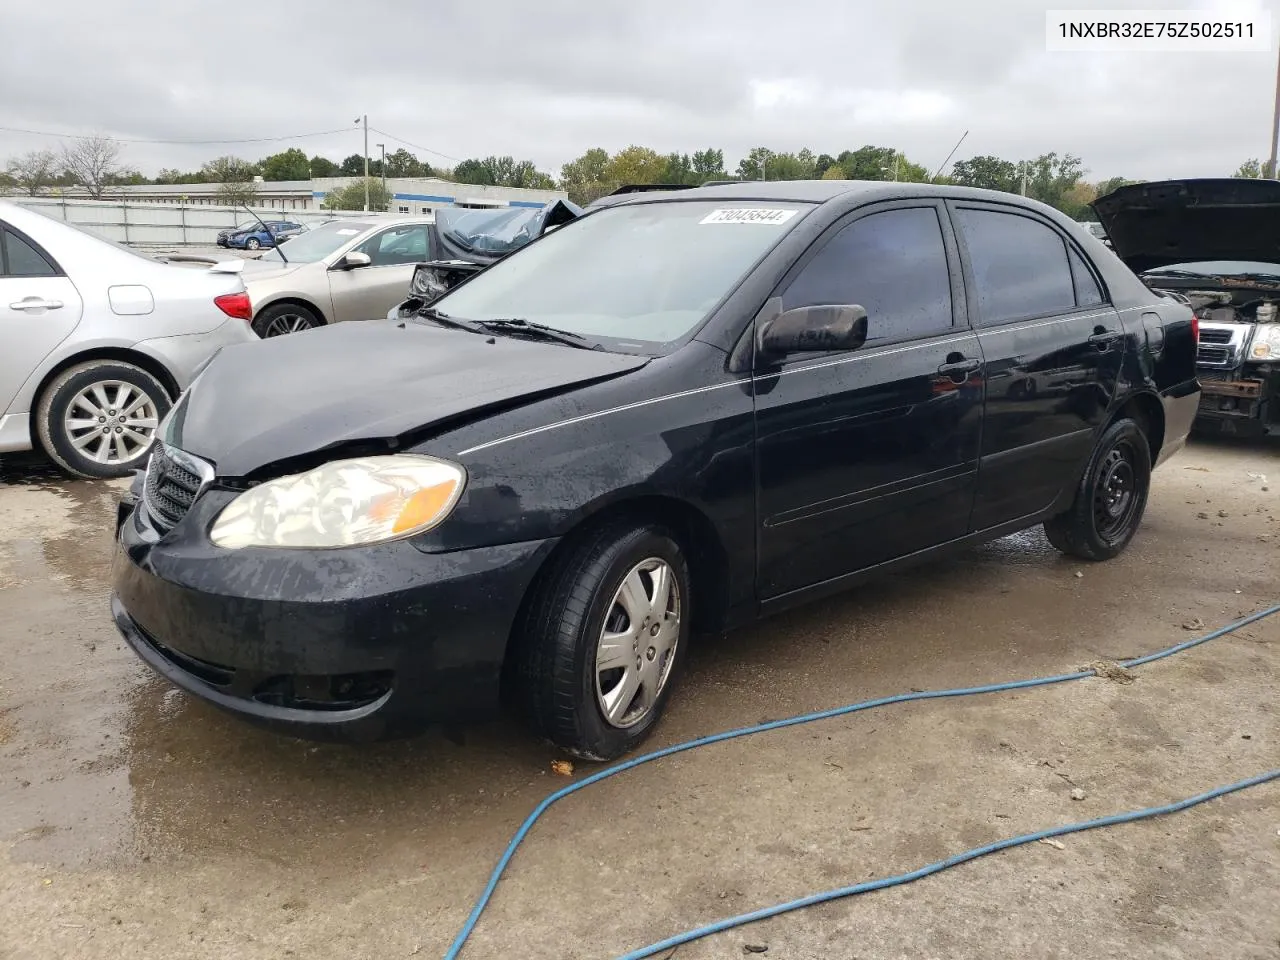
[0,201,258,479]
[239,216,434,337]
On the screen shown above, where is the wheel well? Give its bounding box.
[255,297,324,324]
[1112,392,1165,464]
[28,348,179,440]
[499,495,733,699]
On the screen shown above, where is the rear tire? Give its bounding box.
[514,522,691,760]
[1044,417,1151,561]
[35,360,171,480]
[252,302,322,338]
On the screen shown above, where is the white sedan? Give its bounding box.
[0,201,258,478]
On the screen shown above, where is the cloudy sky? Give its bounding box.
[1,0,1275,182]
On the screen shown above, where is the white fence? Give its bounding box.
[5,197,398,248]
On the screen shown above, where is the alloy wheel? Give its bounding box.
[63,380,160,465]
[594,558,681,729]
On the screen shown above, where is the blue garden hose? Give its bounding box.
[444,603,1280,960]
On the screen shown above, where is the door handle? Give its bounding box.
[937,357,982,379]
[9,298,64,311]
[1089,329,1121,349]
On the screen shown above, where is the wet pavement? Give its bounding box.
[2,440,1277,959]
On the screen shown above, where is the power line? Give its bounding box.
[368,127,462,163]
[0,125,357,145]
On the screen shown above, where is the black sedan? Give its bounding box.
[112,181,1200,760]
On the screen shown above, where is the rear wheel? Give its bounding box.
[252,302,322,338]
[1044,417,1151,561]
[514,522,691,760]
[36,360,171,479]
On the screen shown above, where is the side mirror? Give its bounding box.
[342,251,372,269]
[759,304,868,359]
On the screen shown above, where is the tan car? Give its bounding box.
[238,216,434,337]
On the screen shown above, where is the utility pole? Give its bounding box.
[354,115,369,211]
[376,143,386,197]
[1020,161,1028,196]
[1268,35,1280,178]
[760,150,767,182]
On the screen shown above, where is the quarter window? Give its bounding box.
[1068,247,1105,306]
[783,207,954,343]
[1,228,58,277]
[954,209,1076,324]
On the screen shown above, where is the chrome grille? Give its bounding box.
[1197,345,1231,366]
[143,444,213,534]
[1198,328,1232,345]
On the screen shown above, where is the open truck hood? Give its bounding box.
[163,319,648,476]
[1093,178,1280,273]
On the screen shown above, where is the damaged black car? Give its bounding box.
[1094,177,1280,436]
[112,181,1198,759]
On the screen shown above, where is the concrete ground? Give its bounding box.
[1,437,1277,960]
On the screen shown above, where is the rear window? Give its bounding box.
[955,208,1075,324]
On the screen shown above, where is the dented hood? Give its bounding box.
[162,320,648,476]
[1093,178,1280,273]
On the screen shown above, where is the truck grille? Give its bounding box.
[1197,345,1232,366]
[1198,328,1233,345]
[143,444,214,534]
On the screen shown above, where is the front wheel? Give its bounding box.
[245,237,261,250]
[1044,417,1151,561]
[514,522,691,760]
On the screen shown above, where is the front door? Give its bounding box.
[328,224,430,322]
[754,201,983,600]
[946,202,1126,529]
[0,222,82,416]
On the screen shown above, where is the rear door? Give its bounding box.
[947,202,1124,529]
[0,222,82,415]
[754,200,983,599]
[328,224,430,322]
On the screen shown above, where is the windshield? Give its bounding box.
[431,200,812,350]
[263,220,372,263]
[1145,260,1280,278]
[233,221,259,233]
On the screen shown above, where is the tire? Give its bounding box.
[252,302,322,338]
[36,360,171,480]
[245,237,261,250]
[1043,417,1151,561]
[514,522,692,760]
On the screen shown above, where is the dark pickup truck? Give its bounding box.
[113,180,1199,758]
[1094,177,1280,436]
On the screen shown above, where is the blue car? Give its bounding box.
[216,220,302,250]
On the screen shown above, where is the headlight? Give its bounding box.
[1247,323,1280,361]
[209,454,465,549]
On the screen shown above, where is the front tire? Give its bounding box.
[245,237,261,250]
[514,522,691,760]
[1044,417,1151,561]
[35,360,171,479]
[252,302,322,338]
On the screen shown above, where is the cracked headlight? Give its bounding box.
[210,454,465,549]
[1247,323,1280,361]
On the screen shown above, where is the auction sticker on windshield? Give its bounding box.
[700,208,799,225]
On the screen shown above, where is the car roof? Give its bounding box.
[588,179,1062,209]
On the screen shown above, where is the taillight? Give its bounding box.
[1190,311,1200,344]
[214,292,253,321]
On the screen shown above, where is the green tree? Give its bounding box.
[1020,152,1086,210]
[106,169,148,186]
[453,157,496,185]
[603,146,667,185]
[836,146,901,180]
[258,147,309,181]
[321,178,391,212]
[736,146,772,180]
[215,181,259,206]
[309,155,341,178]
[813,153,838,178]
[691,148,725,181]
[559,147,611,204]
[821,165,847,180]
[201,155,258,183]
[385,148,428,178]
[5,149,58,195]
[950,155,1020,192]
[1094,176,1140,198]
[1232,158,1263,178]
[339,154,367,177]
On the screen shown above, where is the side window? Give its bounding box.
[2,228,59,278]
[361,225,429,265]
[782,207,953,343]
[1068,246,1105,306]
[954,208,1075,324]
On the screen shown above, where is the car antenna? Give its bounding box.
[243,203,288,264]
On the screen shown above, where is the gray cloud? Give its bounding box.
[1,0,1275,180]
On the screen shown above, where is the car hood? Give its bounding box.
[1093,178,1280,273]
[163,319,649,476]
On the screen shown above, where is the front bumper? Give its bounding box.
[1195,367,1279,434]
[111,483,555,741]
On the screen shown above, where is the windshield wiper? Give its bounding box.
[413,307,489,335]
[1143,269,1218,280]
[475,318,600,350]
